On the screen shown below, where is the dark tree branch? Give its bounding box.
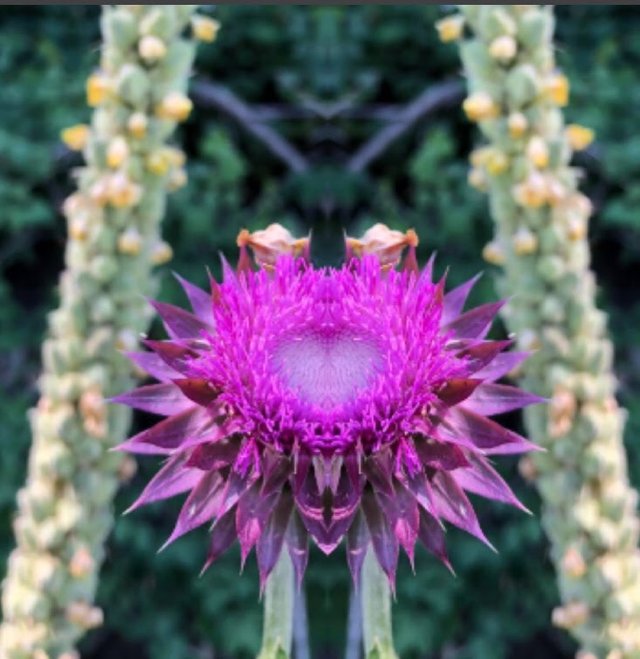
[191,78,310,173]
[347,79,465,173]
[191,78,464,175]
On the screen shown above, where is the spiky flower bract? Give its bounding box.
[115,224,541,588]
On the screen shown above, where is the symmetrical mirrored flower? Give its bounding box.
[115,224,541,587]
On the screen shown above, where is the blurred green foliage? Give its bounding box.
[1,5,640,658]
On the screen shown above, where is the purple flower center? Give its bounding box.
[270,325,382,408]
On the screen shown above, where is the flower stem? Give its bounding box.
[258,551,295,659]
[361,549,398,659]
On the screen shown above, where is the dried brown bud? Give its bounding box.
[345,223,418,269]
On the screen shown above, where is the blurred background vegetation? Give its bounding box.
[1,5,640,658]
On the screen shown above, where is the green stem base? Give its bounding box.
[361,549,398,659]
[257,551,295,659]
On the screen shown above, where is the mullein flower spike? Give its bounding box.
[116,224,540,587]
[450,4,640,656]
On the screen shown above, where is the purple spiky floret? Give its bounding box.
[115,251,541,587]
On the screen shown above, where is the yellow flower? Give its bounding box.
[192,15,221,43]
[507,112,528,139]
[106,136,129,169]
[117,228,143,256]
[86,72,111,107]
[61,124,90,151]
[435,15,465,43]
[489,35,517,63]
[127,112,148,139]
[544,72,569,106]
[565,123,594,151]
[482,240,505,266]
[138,35,167,63]
[463,91,500,122]
[526,136,549,169]
[512,226,538,255]
[156,92,193,122]
[150,240,173,265]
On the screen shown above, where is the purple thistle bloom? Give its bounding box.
[115,225,541,588]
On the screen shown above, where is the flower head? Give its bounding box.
[115,225,540,587]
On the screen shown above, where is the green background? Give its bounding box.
[1,5,640,658]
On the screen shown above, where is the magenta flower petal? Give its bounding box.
[117,246,540,586]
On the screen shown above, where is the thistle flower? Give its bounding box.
[115,225,540,587]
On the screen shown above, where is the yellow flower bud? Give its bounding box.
[512,226,538,255]
[565,123,594,151]
[192,15,221,43]
[151,240,173,265]
[69,546,94,579]
[526,136,549,169]
[544,72,569,106]
[507,112,528,139]
[156,91,193,122]
[489,35,517,63]
[66,602,104,630]
[117,227,143,255]
[116,328,138,352]
[469,146,492,168]
[485,149,509,176]
[165,147,186,168]
[167,168,188,191]
[89,178,111,206]
[86,72,112,107]
[468,167,488,191]
[513,172,547,208]
[108,173,141,208]
[69,217,89,242]
[435,15,465,43]
[127,112,148,139]
[518,456,537,482]
[138,35,167,63]
[482,240,505,266]
[562,546,587,579]
[463,91,500,122]
[545,175,566,206]
[551,601,589,630]
[146,151,171,176]
[566,215,587,241]
[61,124,90,151]
[106,136,129,169]
[118,455,138,483]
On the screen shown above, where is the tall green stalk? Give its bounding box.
[0,6,214,657]
[258,551,295,659]
[361,549,398,659]
[446,5,640,657]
